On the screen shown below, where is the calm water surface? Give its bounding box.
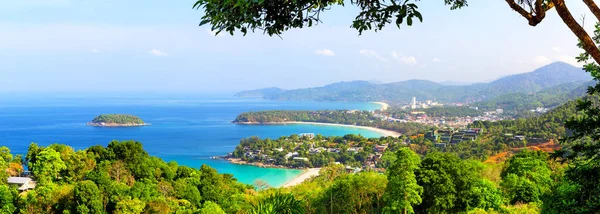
[0,93,382,186]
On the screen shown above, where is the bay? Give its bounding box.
[0,93,383,187]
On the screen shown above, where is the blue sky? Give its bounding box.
[0,0,594,93]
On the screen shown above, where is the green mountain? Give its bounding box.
[233,87,285,98]
[235,62,592,103]
[477,61,591,96]
[475,80,596,115]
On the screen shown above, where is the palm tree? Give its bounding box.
[248,192,304,214]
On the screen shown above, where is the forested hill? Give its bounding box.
[474,80,597,116]
[235,62,591,103]
[471,95,585,140]
[234,110,431,135]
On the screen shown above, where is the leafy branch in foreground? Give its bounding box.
[193,0,467,36]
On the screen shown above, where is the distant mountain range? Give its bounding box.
[235,62,594,103]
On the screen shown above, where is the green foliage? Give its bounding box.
[470,98,582,141]
[200,201,226,214]
[0,185,17,214]
[91,114,145,124]
[469,179,503,211]
[475,80,595,116]
[232,134,409,168]
[383,148,422,214]
[542,22,600,213]
[235,110,431,136]
[114,199,145,214]
[415,153,482,213]
[194,0,467,36]
[6,141,253,214]
[73,181,103,214]
[249,192,305,214]
[318,172,387,213]
[500,150,552,204]
[32,148,67,185]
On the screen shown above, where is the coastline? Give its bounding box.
[225,158,296,169]
[371,102,390,111]
[235,121,401,137]
[282,168,321,188]
[220,158,314,187]
[86,122,151,127]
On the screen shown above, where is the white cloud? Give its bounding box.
[552,46,561,52]
[391,51,417,65]
[534,55,552,66]
[359,49,387,61]
[148,49,167,56]
[91,49,100,53]
[314,49,335,56]
[432,58,440,63]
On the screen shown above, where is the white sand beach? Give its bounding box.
[287,121,401,137]
[371,102,390,111]
[282,168,321,187]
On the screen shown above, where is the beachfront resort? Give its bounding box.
[222,126,489,172]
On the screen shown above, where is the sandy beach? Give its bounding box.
[282,168,321,187]
[371,102,390,111]
[286,121,401,137]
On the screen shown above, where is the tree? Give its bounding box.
[73,181,103,214]
[249,192,305,214]
[254,179,272,191]
[0,185,17,214]
[114,199,145,214]
[200,201,226,214]
[320,172,387,213]
[383,148,422,214]
[415,152,481,214]
[32,148,67,185]
[500,150,552,204]
[194,0,467,36]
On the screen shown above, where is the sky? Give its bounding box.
[0,0,596,93]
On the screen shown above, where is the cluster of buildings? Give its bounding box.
[530,107,549,113]
[403,97,443,109]
[375,111,505,128]
[424,128,483,147]
[230,133,397,171]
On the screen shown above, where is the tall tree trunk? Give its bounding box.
[583,0,600,22]
[552,0,600,64]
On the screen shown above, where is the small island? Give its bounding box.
[87,114,149,127]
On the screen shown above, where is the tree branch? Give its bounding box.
[504,0,547,26]
[582,0,600,22]
[553,0,600,64]
[505,0,535,25]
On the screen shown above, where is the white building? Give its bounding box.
[7,177,36,191]
[411,97,417,109]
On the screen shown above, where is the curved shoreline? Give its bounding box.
[235,121,401,137]
[282,168,321,188]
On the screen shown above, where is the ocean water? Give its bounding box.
[0,93,382,187]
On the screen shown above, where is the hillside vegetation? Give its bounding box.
[234,110,431,135]
[91,114,145,125]
[236,62,591,103]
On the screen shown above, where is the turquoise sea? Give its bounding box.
[0,93,383,187]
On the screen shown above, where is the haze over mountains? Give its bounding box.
[236,62,594,103]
